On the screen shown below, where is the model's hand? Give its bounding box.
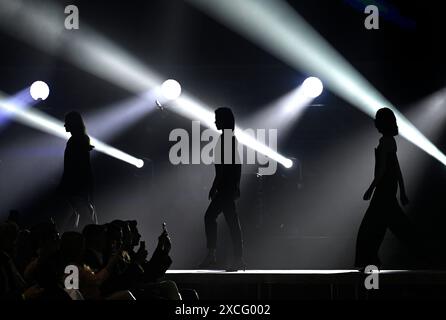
[400,193,409,206]
[363,188,373,201]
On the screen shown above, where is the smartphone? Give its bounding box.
[140,240,146,249]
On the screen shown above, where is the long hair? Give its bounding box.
[215,107,235,130]
[375,108,398,136]
[65,111,87,137]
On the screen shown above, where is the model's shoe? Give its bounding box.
[225,259,246,272]
[197,254,217,269]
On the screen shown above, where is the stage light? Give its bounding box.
[0,91,144,168]
[302,77,323,98]
[30,81,50,101]
[284,158,293,168]
[0,88,39,129]
[398,88,446,192]
[188,0,446,166]
[0,0,292,169]
[161,79,182,100]
[0,0,163,92]
[242,84,314,142]
[173,95,293,169]
[86,91,157,140]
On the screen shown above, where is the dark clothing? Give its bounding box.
[212,134,241,199]
[355,136,415,268]
[205,193,243,259]
[60,135,94,198]
[101,249,172,295]
[66,196,97,229]
[142,247,172,283]
[101,259,144,295]
[374,137,398,198]
[60,135,96,228]
[355,195,415,267]
[204,133,243,259]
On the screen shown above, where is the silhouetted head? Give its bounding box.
[64,111,87,136]
[215,107,235,131]
[375,108,398,136]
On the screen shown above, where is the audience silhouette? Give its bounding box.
[0,215,189,300]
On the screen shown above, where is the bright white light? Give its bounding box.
[161,79,182,100]
[0,92,144,169]
[30,81,50,101]
[302,77,323,98]
[283,158,293,168]
[136,159,145,168]
[188,0,446,166]
[174,95,294,169]
[0,0,291,170]
[242,86,313,142]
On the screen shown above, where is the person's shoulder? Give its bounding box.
[379,136,397,152]
[73,135,93,149]
[80,134,91,145]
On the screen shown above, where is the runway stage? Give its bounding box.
[166,270,446,299]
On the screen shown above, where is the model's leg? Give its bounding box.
[67,196,81,230]
[205,197,223,251]
[88,199,98,225]
[222,197,244,270]
[387,202,429,264]
[199,196,223,267]
[355,201,387,268]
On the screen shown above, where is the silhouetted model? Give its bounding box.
[199,108,244,271]
[60,111,97,229]
[355,108,415,268]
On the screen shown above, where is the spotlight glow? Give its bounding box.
[242,85,313,142]
[161,79,182,100]
[30,81,50,101]
[188,0,446,166]
[302,77,323,98]
[0,0,291,170]
[0,92,144,168]
[174,95,294,169]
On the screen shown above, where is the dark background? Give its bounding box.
[0,0,446,269]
